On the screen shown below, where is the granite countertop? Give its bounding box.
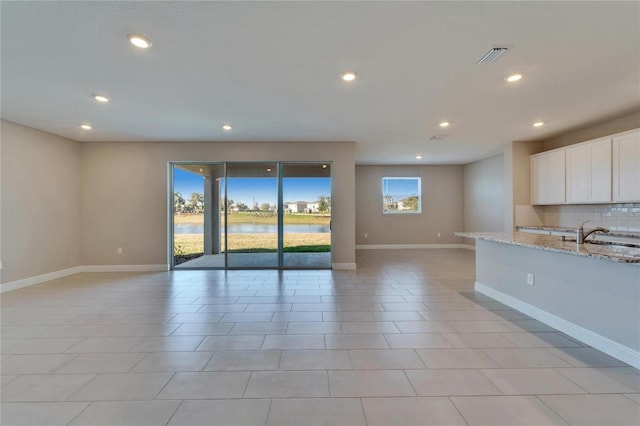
[456,232,640,264]
[516,226,640,239]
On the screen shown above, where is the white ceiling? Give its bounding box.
[2,1,639,164]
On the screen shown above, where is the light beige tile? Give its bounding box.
[539,394,640,426]
[481,368,587,395]
[170,322,234,335]
[130,336,205,352]
[394,321,455,333]
[169,399,271,426]
[64,337,144,353]
[448,321,515,333]
[406,369,501,396]
[322,312,375,322]
[196,335,265,351]
[0,402,89,426]
[221,313,274,322]
[279,350,352,370]
[157,372,251,399]
[417,348,499,369]
[385,333,452,349]
[68,373,173,401]
[110,324,180,337]
[350,349,425,369]
[271,311,323,322]
[480,348,572,368]
[167,312,225,323]
[2,374,95,401]
[556,367,640,393]
[1,375,20,386]
[262,334,325,350]
[362,397,467,426]
[244,371,329,398]
[286,322,342,334]
[442,333,517,348]
[2,338,84,355]
[130,351,213,373]
[54,325,124,338]
[268,398,366,426]
[342,321,399,333]
[205,350,281,371]
[545,347,629,367]
[500,332,582,348]
[1,354,77,374]
[328,370,415,397]
[230,322,288,334]
[624,393,640,405]
[245,303,292,312]
[55,353,146,373]
[68,400,181,426]
[451,395,569,425]
[325,333,389,349]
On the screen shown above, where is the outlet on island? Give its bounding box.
[526,273,535,286]
[117,247,123,255]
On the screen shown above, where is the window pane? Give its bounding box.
[382,177,421,214]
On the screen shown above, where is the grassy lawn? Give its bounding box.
[174,233,331,256]
[174,212,330,225]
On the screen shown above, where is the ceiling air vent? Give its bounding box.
[429,135,447,141]
[477,47,509,64]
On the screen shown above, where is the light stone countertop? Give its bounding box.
[517,226,640,239]
[456,232,640,264]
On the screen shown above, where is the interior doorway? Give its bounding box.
[170,161,331,269]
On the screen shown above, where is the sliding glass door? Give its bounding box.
[171,161,331,269]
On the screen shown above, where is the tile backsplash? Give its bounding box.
[516,203,640,232]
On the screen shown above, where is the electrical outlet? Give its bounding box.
[437,233,441,238]
[364,233,368,239]
[117,247,123,255]
[526,273,535,286]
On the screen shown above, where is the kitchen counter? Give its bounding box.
[456,231,640,263]
[517,226,640,239]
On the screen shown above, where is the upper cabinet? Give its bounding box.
[531,128,639,205]
[531,149,565,205]
[613,129,640,202]
[566,137,611,203]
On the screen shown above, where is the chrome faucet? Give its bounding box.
[576,220,609,244]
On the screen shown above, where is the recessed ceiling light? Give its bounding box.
[533,121,544,127]
[341,71,357,82]
[416,155,423,160]
[267,168,272,172]
[80,124,92,130]
[506,73,523,82]
[92,94,110,103]
[199,168,204,173]
[439,121,450,128]
[322,164,328,169]
[127,34,152,49]
[222,124,232,131]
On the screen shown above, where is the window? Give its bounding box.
[382,177,422,214]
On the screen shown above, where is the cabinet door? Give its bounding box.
[589,139,612,202]
[544,150,566,204]
[613,130,640,202]
[566,144,590,203]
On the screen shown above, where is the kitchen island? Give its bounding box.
[457,232,640,368]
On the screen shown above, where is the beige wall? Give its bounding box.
[543,111,640,151]
[355,165,464,245]
[463,155,504,244]
[81,141,356,267]
[1,120,82,283]
[503,140,544,231]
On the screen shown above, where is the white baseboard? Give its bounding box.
[356,244,471,250]
[1,264,169,293]
[475,281,640,369]
[0,266,84,293]
[82,264,169,273]
[332,263,357,270]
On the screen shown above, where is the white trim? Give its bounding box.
[461,244,476,251]
[82,264,170,273]
[1,264,170,293]
[0,266,84,293]
[475,281,640,369]
[356,244,471,250]
[332,263,357,270]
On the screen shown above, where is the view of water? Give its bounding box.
[174,223,330,234]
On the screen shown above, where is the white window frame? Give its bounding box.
[382,177,422,215]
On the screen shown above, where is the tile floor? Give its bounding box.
[1,249,639,425]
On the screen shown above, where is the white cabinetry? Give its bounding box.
[566,137,611,203]
[531,149,565,205]
[612,129,640,202]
